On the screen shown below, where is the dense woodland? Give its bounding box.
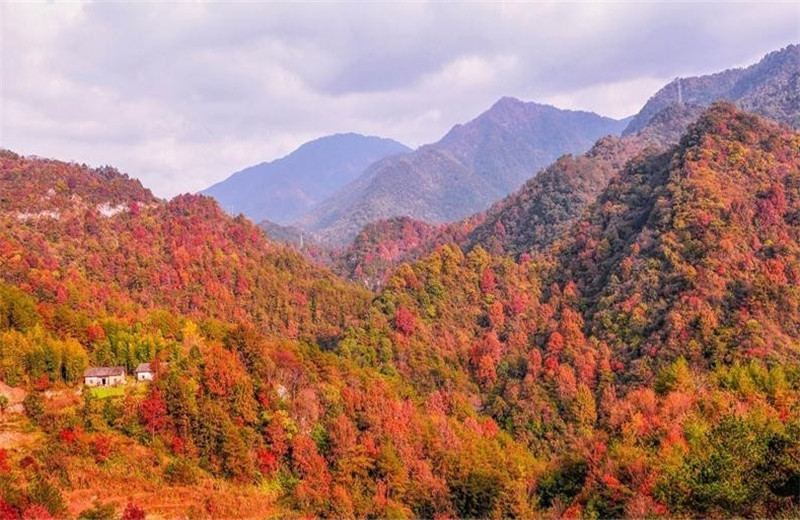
[1,102,800,519]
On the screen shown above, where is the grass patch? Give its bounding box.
[88,386,125,399]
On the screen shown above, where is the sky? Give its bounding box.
[2,1,799,199]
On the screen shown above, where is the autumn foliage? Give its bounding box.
[0,104,800,518]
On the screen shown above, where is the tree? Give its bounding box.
[394,307,416,337]
[140,389,167,439]
[0,285,39,332]
[480,268,497,295]
[449,470,504,519]
[572,384,597,433]
[22,392,44,424]
[120,502,146,520]
[220,423,256,482]
[291,434,331,509]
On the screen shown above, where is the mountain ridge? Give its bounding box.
[1,103,800,518]
[296,98,628,245]
[201,133,410,224]
[335,44,800,284]
[624,43,800,135]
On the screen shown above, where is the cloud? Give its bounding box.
[1,1,798,197]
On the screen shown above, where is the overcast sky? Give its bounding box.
[2,1,798,198]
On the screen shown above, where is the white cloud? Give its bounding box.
[540,77,669,119]
[1,1,797,198]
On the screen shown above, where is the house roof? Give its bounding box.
[84,366,126,378]
[135,363,152,374]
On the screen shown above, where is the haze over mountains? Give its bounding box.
[624,43,800,135]
[200,45,799,251]
[203,99,627,246]
[331,44,800,287]
[295,99,628,245]
[201,134,409,224]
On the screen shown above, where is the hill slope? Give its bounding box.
[624,44,800,135]
[0,150,544,519]
[559,102,800,374]
[1,103,799,519]
[297,98,627,245]
[201,133,409,224]
[0,149,371,341]
[336,104,800,518]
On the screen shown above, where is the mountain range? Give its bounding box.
[295,99,628,245]
[203,46,798,251]
[201,133,409,224]
[334,44,800,287]
[0,44,799,519]
[624,44,799,135]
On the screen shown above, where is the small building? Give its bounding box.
[83,366,126,387]
[135,363,154,382]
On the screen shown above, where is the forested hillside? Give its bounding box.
[334,103,800,517]
[0,152,537,518]
[336,103,704,286]
[1,105,799,519]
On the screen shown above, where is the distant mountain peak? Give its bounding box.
[489,96,526,110]
[296,97,628,245]
[624,43,800,135]
[200,133,410,224]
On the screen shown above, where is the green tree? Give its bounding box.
[449,470,504,519]
[23,392,45,424]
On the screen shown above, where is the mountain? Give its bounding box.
[624,44,800,135]
[0,150,541,519]
[335,104,800,518]
[2,102,800,519]
[297,98,628,245]
[559,102,800,374]
[467,45,800,260]
[462,103,707,258]
[201,133,410,224]
[333,103,703,286]
[330,46,799,273]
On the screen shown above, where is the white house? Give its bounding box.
[83,366,126,387]
[135,363,154,381]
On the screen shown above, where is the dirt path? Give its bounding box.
[0,381,27,414]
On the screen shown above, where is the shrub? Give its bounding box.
[26,478,65,518]
[77,502,116,520]
[163,458,200,485]
[22,394,44,424]
[120,502,146,520]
